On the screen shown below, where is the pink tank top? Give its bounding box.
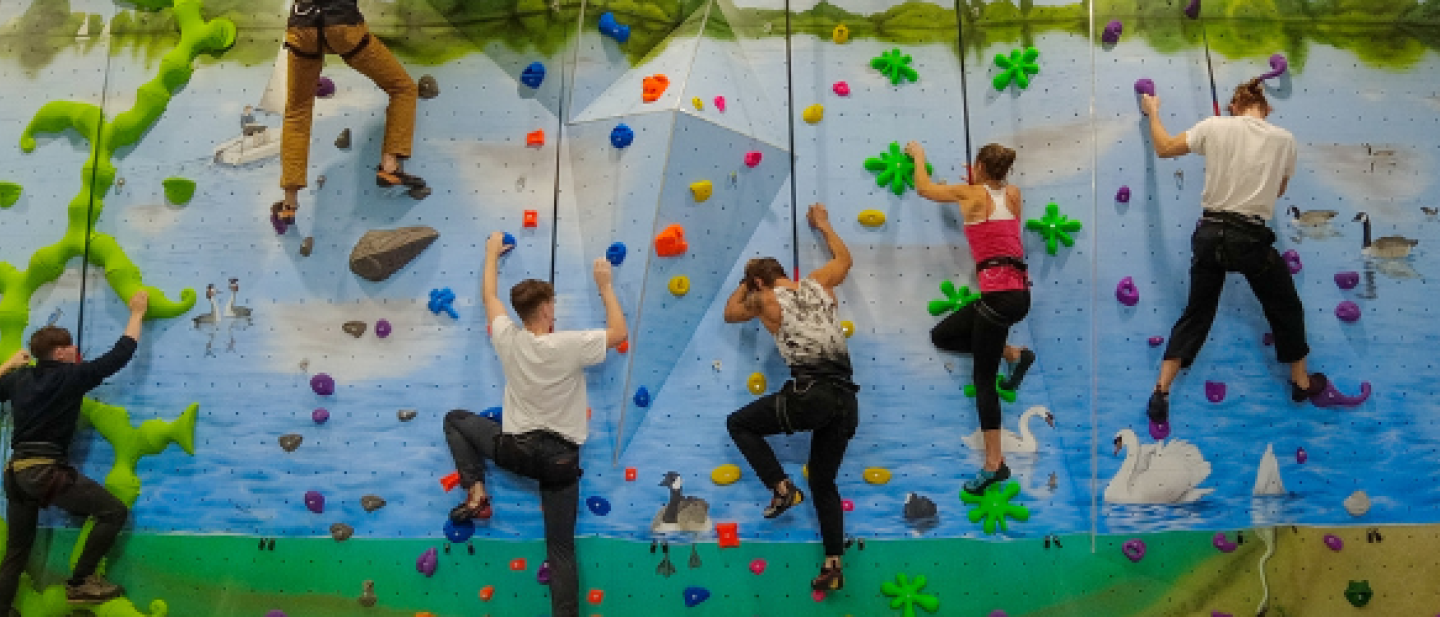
[964,186,1028,293]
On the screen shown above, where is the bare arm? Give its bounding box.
[482,232,510,325]
[1141,95,1191,158]
[806,204,852,290]
[905,141,967,203]
[123,290,147,343]
[593,258,627,348]
[722,282,758,323]
[0,349,31,377]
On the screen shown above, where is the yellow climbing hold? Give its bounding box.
[711,463,741,485]
[691,180,713,202]
[857,209,886,227]
[669,275,690,296]
[747,372,767,395]
[833,24,849,44]
[803,104,824,124]
[863,467,892,484]
[692,96,704,110]
[802,464,809,480]
[840,320,854,337]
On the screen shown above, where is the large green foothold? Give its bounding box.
[863,142,933,196]
[960,480,1030,535]
[927,279,980,316]
[162,177,196,205]
[963,376,1018,403]
[993,46,1041,91]
[880,573,940,617]
[1025,201,1083,255]
[0,182,20,208]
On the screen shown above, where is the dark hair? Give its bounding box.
[510,279,555,322]
[29,326,72,361]
[975,143,1017,182]
[1230,78,1268,114]
[743,258,787,291]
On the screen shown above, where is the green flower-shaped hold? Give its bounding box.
[963,375,1017,403]
[993,46,1040,91]
[1025,201,1083,255]
[870,48,919,85]
[960,480,1030,535]
[927,279,980,316]
[880,573,940,617]
[864,142,933,196]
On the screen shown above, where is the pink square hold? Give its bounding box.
[744,151,762,168]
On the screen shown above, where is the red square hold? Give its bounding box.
[716,522,739,548]
[524,210,538,227]
[527,130,545,147]
[624,467,637,481]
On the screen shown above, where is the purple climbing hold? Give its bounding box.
[1259,53,1288,80]
[1134,78,1155,96]
[311,373,335,396]
[1296,446,1307,464]
[1184,0,1201,19]
[1205,380,1226,403]
[1212,613,1233,617]
[1148,336,1164,347]
[1116,185,1131,203]
[1324,534,1344,551]
[1122,538,1147,562]
[1335,301,1361,322]
[989,611,1008,617]
[1282,249,1302,274]
[416,547,438,577]
[1213,532,1238,553]
[312,408,330,424]
[1334,271,1359,289]
[317,76,336,98]
[1263,332,1274,346]
[1148,420,1170,441]
[1116,276,1139,306]
[304,490,325,514]
[265,611,287,617]
[375,318,393,338]
[1310,380,1372,408]
[537,560,552,585]
[1102,20,1123,44]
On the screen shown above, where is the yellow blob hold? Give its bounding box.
[863,467,892,484]
[840,320,854,337]
[802,464,809,480]
[857,209,886,227]
[692,96,704,110]
[803,104,824,124]
[833,24,850,44]
[711,463,742,485]
[690,180,713,202]
[669,275,690,296]
[747,372,767,395]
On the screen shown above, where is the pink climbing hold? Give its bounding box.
[1116,276,1139,306]
[304,490,325,514]
[1334,271,1359,289]
[812,590,826,602]
[1282,249,1302,274]
[744,151,763,168]
[1335,300,1361,322]
[748,558,767,575]
[1148,336,1164,347]
[713,96,726,112]
[841,499,854,512]
[833,81,850,96]
[1205,380,1226,403]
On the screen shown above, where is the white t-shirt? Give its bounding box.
[1186,116,1297,220]
[490,315,608,445]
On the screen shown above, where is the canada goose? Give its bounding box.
[1353,212,1418,259]
[651,472,710,533]
[1287,206,1337,226]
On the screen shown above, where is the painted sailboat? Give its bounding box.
[213,15,288,166]
[1252,443,1287,496]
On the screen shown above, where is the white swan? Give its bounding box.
[1252,443,1286,496]
[1104,429,1214,504]
[961,405,1054,453]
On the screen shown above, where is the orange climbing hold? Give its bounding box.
[416,613,436,617]
[642,74,670,102]
[625,467,637,481]
[654,224,688,257]
[479,585,495,601]
[440,471,460,492]
[524,210,539,227]
[617,339,629,354]
[527,130,545,147]
[510,558,527,571]
[588,589,605,604]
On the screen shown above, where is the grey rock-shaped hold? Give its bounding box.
[359,580,377,607]
[330,522,354,541]
[903,492,938,520]
[349,226,439,282]
[361,495,387,512]
[418,74,439,99]
[397,409,417,422]
[342,321,367,338]
[279,433,303,452]
[1344,490,1371,517]
[335,128,351,149]
[300,236,314,257]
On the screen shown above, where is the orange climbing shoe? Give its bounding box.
[375,166,426,189]
[762,479,804,519]
[270,201,296,234]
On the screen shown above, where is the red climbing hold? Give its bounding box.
[524,210,539,228]
[654,224,688,257]
[510,558,527,571]
[625,467,637,481]
[527,130,545,147]
[642,74,669,102]
[439,471,460,492]
[716,522,740,548]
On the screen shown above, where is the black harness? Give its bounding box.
[286,0,371,61]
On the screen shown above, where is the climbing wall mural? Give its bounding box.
[0,0,1438,615]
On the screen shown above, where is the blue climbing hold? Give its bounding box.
[606,242,627,266]
[586,496,612,516]
[444,517,476,543]
[599,12,631,43]
[479,406,503,422]
[502,232,517,249]
[520,61,546,88]
[634,386,651,408]
[428,288,458,319]
[610,123,634,149]
[682,586,711,608]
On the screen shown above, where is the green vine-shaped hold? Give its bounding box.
[962,375,1017,403]
[870,48,919,85]
[863,142,933,196]
[927,279,980,316]
[1024,201,1083,255]
[960,480,1030,535]
[880,573,940,617]
[162,177,196,205]
[993,46,1040,91]
[0,182,21,208]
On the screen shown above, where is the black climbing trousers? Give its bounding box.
[726,378,858,557]
[443,410,581,617]
[1164,217,1310,368]
[0,464,129,611]
[930,290,1031,431]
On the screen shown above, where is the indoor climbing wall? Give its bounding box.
[0,0,1439,616]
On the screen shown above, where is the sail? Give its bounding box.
[256,45,289,114]
[1252,443,1287,496]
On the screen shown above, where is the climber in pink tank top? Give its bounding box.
[908,141,1038,496]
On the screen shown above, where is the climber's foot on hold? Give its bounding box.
[66,574,123,603]
[999,348,1036,391]
[811,563,844,592]
[963,461,1011,496]
[270,200,296,234]
[1290,372,1328,403]
[1147,388,1170,439]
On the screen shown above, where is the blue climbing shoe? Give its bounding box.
[963,461,1011,496]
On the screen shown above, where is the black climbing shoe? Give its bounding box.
[963,461,1011,496]
[449,495,492,522]
[999,348,1036,391]
[1147,389,1169,424]
[811,565,844,591]
[762,479,804,519]
[1290,372,1328,403]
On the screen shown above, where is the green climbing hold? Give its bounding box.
[863,142,933,196]
[0,182,20,208]
[880,573,940,617]
[963,375,1017,404]
[870,48,919,85]
[960,480,1029,535]
[928,279,980,316]
[162,177,196,205]
[1025,201,1083,255]
[993,46,1040,91]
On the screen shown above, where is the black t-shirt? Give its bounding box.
[289,0,364,27]
[0,336,137,456]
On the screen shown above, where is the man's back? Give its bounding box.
[489,316,606,446]
[0,336,137,452]
[1188,115,1297,219]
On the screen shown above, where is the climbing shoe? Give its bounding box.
[963,461,1011,496]
[1147,388,1169,424]
[270,200,296,234]
[999,348,1036,391]
[763,479,804,519]
[376,166,426,189]
[66,574,123,603]
[811,565,844,591]
[1290,372,1328,403]
[449,495,493,522]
